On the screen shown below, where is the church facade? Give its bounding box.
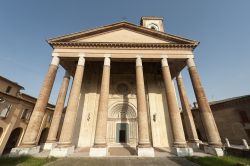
[11,17,223,157]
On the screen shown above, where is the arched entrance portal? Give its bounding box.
[3,127,23,154]
[38,128,49,145]
[107,102,137,146]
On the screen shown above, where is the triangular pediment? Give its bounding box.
[72,28,170,43]
[48,22,199,47]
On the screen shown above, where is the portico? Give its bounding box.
[11,16,223,157]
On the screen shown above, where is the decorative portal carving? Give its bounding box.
[109,103,136,119]
[107,102,137,146]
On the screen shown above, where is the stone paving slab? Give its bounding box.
[45,157,199,166]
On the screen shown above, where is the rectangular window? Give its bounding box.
[5,86,12,93]
[20,109,26,119]
[21,109,31,120]
[26,111,31,120]
[47,114,52,123]
[0,104,12,118]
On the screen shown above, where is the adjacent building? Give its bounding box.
[192,95,250,145]
[0,75,54,155]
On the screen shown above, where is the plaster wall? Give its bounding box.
[73,62,173,148]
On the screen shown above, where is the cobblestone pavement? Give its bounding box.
[45,157,199,166]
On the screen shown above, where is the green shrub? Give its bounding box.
[187,156,250,166]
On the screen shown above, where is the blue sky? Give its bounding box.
[0,0,249,105]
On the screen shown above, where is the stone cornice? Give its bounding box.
[0,75,24,90]
[192,95,250,111]
[49,41,197,50]
[0,91,55,111]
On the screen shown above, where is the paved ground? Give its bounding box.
[34,147,211,165]
[45,157,199,166]
[33,147,211,158]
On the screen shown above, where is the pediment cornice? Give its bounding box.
[49,41,197,50]
[48,21,199,49]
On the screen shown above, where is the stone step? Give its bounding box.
[45,157,199,166]
[109,147,136,156]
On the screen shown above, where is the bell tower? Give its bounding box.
[140,16,164,32]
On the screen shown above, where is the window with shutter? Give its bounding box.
[0,104,12,118]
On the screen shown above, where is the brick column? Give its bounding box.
[22,56,59,146]
[176,73,199,144]
[187,58,222,147]
[94,57,111,147]
[161,58,187,148]
[58,56,85,146]
[46,71,70,143]
[136,57,151,147]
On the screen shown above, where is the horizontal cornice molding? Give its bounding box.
[49,42,197,50]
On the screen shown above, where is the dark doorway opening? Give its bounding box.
[119,130,126,143]
[116,123,129,143]
[3,128,22,154]
[38,128,49,145]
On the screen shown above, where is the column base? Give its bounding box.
[172,147,193,157]
[204,146,224,156]
[137,147,155,157]
[49,146,75,157]
[10,146,40,156]
[89,147,108,157]
[187,142,200,149]
[43,142,57,150]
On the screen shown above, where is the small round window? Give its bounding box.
[148,23,159,31]
[116,83,129,94]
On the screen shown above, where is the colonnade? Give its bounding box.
[18,54,222,156]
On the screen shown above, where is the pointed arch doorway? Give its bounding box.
[107,102,137,147]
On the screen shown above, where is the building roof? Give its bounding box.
[192,94,250,110]
[209,94,250,105]
[0,75,55,110]
[20,93,55,109]
[47,20,199,49]
[0,91,55,111]
[0,75,24,90]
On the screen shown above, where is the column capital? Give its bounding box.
[177,72,182,79]
[51,56,60,66]
[104,57,110,66]
[78,56,85,66]
[64,71,71,78]
[161,55,168,59]
[52,52,60,57]
[78,53,86,57]
[136,56,142,66]
[104,54,111,58]
[187,58,196,67]
[161,58,169,67]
